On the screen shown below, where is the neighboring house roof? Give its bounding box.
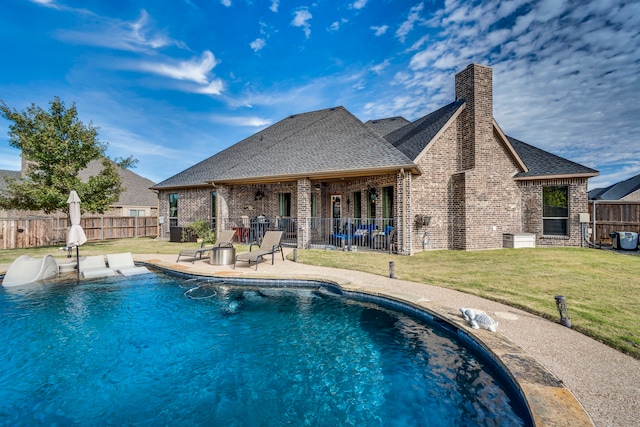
[384,100,465,161]
[1,160,156,208]
[78,159,157,206]
[507,136,598,179]
[588,173,640,200]
[364,116,410,137]
[153,106,418,189]
[0,170,22,191]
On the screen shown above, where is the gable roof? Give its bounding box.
[0,161,156,208]
[364,116,410,137]
[588,173,640,200]
[383,100,465,161]
[153,106,419,189]
[508,136,598,179]
[79,159,157,206]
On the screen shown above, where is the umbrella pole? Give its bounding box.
[76,246,80,276]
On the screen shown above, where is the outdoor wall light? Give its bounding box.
[554,295,572,328]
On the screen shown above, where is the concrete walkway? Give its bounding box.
[133,250,640,427]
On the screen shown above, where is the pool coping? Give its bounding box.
[141,259,594,427]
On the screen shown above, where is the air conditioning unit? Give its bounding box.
[611,231,639,251]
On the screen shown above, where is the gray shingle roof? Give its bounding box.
[588,173,640,200]
[153,106,417,189]
[1,161,156,207]
[364,116,410,137]
[384,100,465,160]
[508,136,598,178]
[79,159,157,206]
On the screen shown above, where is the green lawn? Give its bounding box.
[1,239,638,359]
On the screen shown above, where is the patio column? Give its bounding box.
[217,184,230,236]
[297,178,311,249]
[397,169,413,255]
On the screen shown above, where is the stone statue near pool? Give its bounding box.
[459,308,499,332]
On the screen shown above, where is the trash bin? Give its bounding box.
[611,231,639,250]
[170,227,183,242]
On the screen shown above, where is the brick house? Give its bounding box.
[152,64,598,254]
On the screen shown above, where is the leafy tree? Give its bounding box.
[0,97,137,214]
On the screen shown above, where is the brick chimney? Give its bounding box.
[455,63,493,171]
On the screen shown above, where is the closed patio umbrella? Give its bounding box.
[67,190,87,275]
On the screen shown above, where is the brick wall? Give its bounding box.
[411,64,523,251]
[519,178,589,247]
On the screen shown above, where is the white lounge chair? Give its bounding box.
[107,253,151,276]
[80,255,116,279]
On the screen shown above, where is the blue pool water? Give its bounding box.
[0,273,531,426]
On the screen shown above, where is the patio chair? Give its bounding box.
[107,253,151,276]
[176,229,236,263]
[80,255,116,279]
[234,231,284,270]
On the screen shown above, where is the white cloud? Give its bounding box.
[56,9,183,52]
[396,2,424,43]
[269,0,279,12]
[351,0,368,9]
[250,38,266,52]
[195,79,224,95]
[329,18,348,32]
[209,115,272,127]
[291,8,312,38]
[139,50,218,84]
[29,0,58,7]
[389,0,640,188]
[371,59,390,74]
[221,0,231,6]
[370,25,388,36]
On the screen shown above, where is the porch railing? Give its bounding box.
[222,216,396,252]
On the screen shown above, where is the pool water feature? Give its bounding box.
[0,273,532,426]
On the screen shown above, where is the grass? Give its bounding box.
[1,239,639,359]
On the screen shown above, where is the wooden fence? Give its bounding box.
[588,201,640,244]
[0,216,158,249]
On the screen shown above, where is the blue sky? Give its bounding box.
[1,0,638,190]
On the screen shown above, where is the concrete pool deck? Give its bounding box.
[131,250,640,427]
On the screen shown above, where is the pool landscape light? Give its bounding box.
[554,295,572,328]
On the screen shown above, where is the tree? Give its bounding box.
[0,97,137,214]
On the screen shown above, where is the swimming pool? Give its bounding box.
[0,272,531,426]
